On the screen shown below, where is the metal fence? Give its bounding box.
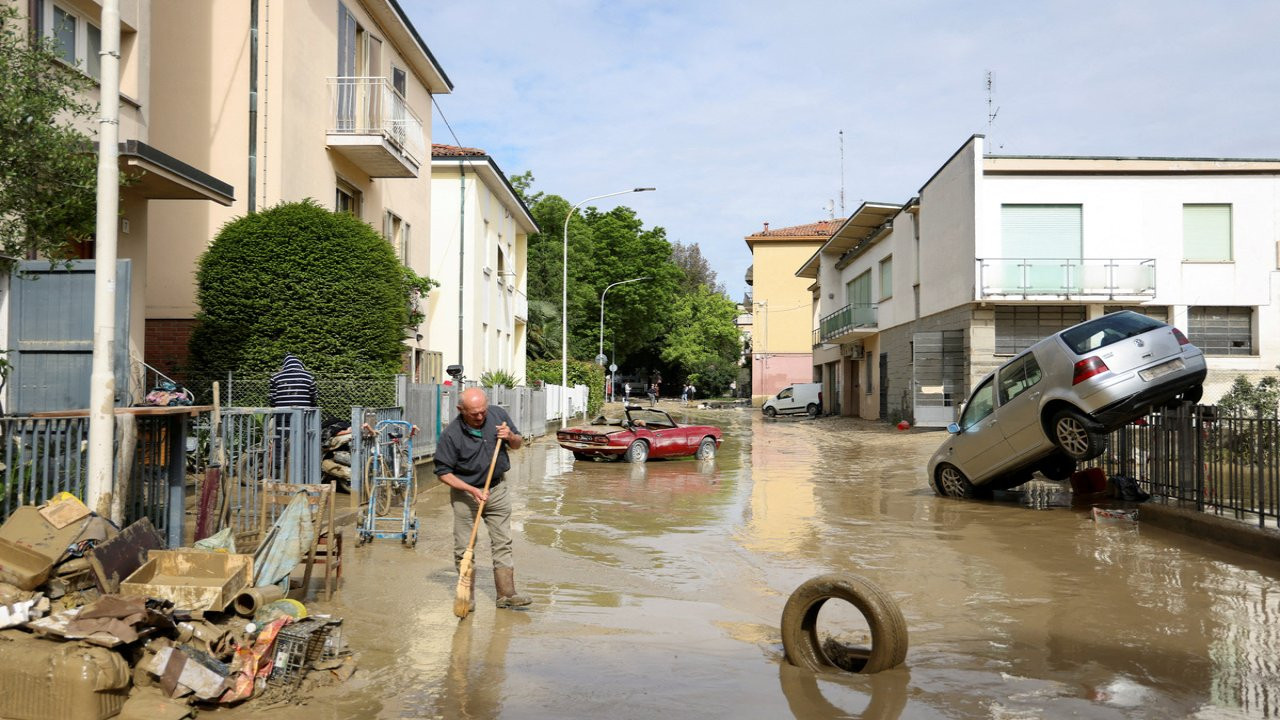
[222,372,398,422]
[1099,403,1280,529]
[0,414,194,543]
[218,407,322,546]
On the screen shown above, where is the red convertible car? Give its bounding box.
[557,405,723,463]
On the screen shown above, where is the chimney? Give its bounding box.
[763,222,770,232]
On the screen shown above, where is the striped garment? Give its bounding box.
[269,354,318,407]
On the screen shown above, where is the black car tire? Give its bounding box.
[781,573,909,674]
[1037,452,1078,481]
[1050,409,1109,461]
[624,440,649,463]
[806,403,820,418]
[764,406,777,418]
[933,463,978,498]
[695,437,716,460]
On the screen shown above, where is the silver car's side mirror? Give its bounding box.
[947,422,961,434]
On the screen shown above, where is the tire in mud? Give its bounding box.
[764,406,777,418]
[695,437,716,460]
[781,573,908,674]
[624,440,649,463]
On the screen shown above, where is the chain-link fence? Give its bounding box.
[1201,368,1279,406]
[220,372,399,421]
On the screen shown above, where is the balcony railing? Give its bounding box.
[326,77,425,176]
[820,303,877,343]
[812,328,822,349]
[978,258,1156,299]
[513,288,528,322]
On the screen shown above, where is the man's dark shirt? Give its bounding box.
[434,406,519,488]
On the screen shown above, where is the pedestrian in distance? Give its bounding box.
[648,383,658,406]
[681,384,689,406]
[434,387,533,610]
[624,382,631,404]
[268,353,318,478]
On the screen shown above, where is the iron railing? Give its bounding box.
[218,407,322,545]
[327,76,426,164]
[978,257,1156,298]
[1100,404,1279,529]
[819,303,877,342]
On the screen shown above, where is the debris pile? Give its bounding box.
[321,419,355,492]
[0,493,355,719]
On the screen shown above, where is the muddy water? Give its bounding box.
[219,407,1280,719]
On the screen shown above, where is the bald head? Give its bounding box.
[458,388,490,428]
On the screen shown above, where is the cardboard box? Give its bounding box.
[120,550,253,615]
[0,628,129,720]
[0,506,93,590]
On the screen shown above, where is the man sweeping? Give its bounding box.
[435,387,533,610]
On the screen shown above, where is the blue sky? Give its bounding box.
[405,0,1280,301]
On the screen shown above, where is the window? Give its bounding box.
[846,270,871,307]
[384,211,408,262]
[995,306,1085,355]
[960,377,996,430]
[1104,305,1168,322]
[1183,204,1232,262]
[878,256,893,301]
[998,353,1043,404]
[1060,312,1165,355]
[1000,205,1082,292]
[778,388,793,399]
[41,2,101,80]
[335,180,361,215]
[1188,306,1253,356]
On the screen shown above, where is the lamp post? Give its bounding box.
[599,276,649,405]
[562,188,655,427]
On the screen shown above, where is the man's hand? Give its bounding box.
[496,421,522,449]
[497,422,512,441]
[471,486,489,503]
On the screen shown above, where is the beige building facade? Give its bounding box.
[744,220,839,405]
[144,0,451,378]
[429,145,536,385]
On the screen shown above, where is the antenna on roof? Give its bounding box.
[838,130,846,215]
[985,71,1004,150]
[822,199,835,219]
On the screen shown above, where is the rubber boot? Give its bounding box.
[494,566,532,608]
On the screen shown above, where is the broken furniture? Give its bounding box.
[260,482,342,600]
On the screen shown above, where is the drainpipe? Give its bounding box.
[458,162,465,370]
[87,0,120,519]
[248,0,258,212]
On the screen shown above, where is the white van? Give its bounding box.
[762,383,822,417]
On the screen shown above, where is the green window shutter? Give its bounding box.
[1183,205,1232,261]
[846,271,871,306]
[879,257,893,300]
[1001,205,1082,259]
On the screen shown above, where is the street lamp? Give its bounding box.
[562,188,655,427]
[599,276,650,404]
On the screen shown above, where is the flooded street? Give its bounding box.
[231,407,1280,719]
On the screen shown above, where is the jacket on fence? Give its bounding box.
[434,406,518,487]
[269,354,318,407]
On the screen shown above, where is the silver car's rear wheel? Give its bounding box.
[1051,409,1109,461]
[933,463,977,498]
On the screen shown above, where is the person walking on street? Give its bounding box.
[680,384,689,406]
[434,388,533,609]
[624,382,631,404]
[268,353,318,478]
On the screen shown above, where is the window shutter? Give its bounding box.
[1183,205,1232,261]
[1001,205,1082,259]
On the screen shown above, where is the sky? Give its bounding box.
[404,0,1280,301]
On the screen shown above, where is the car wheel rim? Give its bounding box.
[940,468,964,497]
[1056,418,1088,456]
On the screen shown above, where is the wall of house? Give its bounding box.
[750,239,821,402]
[146,0,436,373]
[428,165,529,382]
[752,353,814,402]
[917,137,981,318]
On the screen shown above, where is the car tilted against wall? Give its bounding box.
[928,311,1207,498]
[558,405,723,463]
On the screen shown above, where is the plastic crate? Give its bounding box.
[269,618,342,683]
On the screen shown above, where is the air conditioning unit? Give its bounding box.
[840,342,864,359]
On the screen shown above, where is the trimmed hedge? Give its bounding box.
[189,200,422,382]
[527,358,604,417]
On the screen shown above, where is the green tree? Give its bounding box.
[660,285,742,396]
[0,4,98,263]
[188,200,435,383]
[1218,372,1280,417]
[672,241,724,294]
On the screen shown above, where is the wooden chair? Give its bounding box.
[259,482,343,601]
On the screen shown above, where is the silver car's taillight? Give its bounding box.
[1073,356,1109,385]
[1172,328,1190,346]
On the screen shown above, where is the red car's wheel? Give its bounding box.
[695,437,717,460]
[624,440,649,463]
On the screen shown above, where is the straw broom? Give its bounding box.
[454,440,503,618]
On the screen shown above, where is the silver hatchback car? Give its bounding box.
[928,311,1206,498]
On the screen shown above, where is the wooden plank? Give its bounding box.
[88,517,165,593]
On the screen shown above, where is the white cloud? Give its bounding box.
[408,0,1280,299]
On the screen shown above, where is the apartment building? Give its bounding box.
[744,219,841,405]
[429,144,536,384]
[803,135,1280,426]
[3,0,236,413]
[144,0,451,378]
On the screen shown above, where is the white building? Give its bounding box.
[428,145,537,384]
[802,135,1280,425]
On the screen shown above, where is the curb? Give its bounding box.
[1138,501,1280,557]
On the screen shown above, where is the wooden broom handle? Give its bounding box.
[464,439,504,551]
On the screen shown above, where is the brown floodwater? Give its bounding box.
[215,406,1280,719]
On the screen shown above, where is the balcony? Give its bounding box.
[513,289,528,322]
[977,258,1156,299]
[820,303,877,344]
[326,77,425,178]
